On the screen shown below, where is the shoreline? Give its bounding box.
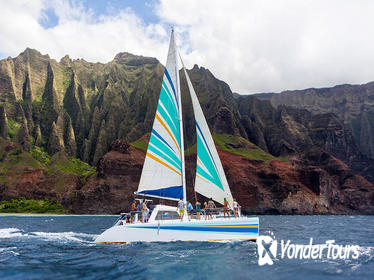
[0,213,118,217]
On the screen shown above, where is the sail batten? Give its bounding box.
[137,29,184,201]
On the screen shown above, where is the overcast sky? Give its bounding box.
[1,0,374,93]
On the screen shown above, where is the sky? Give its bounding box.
[1,0,374,94]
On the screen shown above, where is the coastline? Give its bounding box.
[0,213,118,217]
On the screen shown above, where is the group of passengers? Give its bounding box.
[126,197,241,223]
[177,197,241,221]
[129,200,149,223]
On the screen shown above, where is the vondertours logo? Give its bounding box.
[256,235,360,266]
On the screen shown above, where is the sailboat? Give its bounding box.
[95,30,259,243]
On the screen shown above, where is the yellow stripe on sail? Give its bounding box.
[197,157,205,169]
[155,113,181,154]
[196,173,211,185]
[146,152,181,176]
[196,173,221,190]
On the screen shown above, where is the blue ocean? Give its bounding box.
[0,215,373,279]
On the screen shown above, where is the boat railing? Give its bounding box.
[115,210,151,225]
[115,206,241,225]
[189,207,241,218]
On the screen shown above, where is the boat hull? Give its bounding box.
[95,217,259,243]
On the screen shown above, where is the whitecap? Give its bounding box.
[0,228,25,238]
[0,227,97,243]
[30,231,97,243]
[356,245,374,257]
[0,246,17,252]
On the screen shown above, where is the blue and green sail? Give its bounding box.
[181,61,234,207]
[137,30,183,200]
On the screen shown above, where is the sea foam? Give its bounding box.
[0,227,96,243]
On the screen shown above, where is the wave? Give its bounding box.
[30,231,97,243]
[357,245,374,256]
[0,227,97,243]
[0,228,26,238]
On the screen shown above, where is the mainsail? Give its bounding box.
[136,30,185,201]
[181,59,234,207]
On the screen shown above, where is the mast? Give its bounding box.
[173,29,187,204]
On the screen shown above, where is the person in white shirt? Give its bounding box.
[233,199,240,218]
[142,202,148,223]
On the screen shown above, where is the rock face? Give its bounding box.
[71,140,144,213]
[0,106,8,139]
[47,122,64,155]
[254,82,374,159]
[0,136,373,214]
[0,140,82,208]
[70,140,374,214]
[235,96,374,184]
[221,149,374,214]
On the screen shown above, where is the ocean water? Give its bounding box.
[0,216,373,280]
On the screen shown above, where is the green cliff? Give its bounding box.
[0,48,373,214]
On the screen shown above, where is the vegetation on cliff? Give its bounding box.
[129,135,148,153]
[47,153,96,184]
[0,197,65,213]
[0,140,96,192]
[213,134,288,162]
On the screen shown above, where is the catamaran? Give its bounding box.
[95,30,259,243]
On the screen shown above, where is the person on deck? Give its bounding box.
[223,198,230,218]
[142,201,148,223]
[233,199,240,218]
[195,200,201,220]
[208,198,216,220]
[178,198,185,221]
[204,202,209,220]
[130,200,137,223]
[187,201,193,220]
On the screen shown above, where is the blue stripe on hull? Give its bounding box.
[138,186,183,199]
[131,225,259,234]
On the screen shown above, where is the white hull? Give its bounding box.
[95,216,259,243]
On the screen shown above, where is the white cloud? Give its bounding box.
[156,0,374,93]
[0,0,170,64]
[1,0,374,93]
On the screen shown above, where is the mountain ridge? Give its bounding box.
[254,81,374,159]
[0,48,373,214]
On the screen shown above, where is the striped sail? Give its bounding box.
[181,62,234,207]
[136,30,184,200]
